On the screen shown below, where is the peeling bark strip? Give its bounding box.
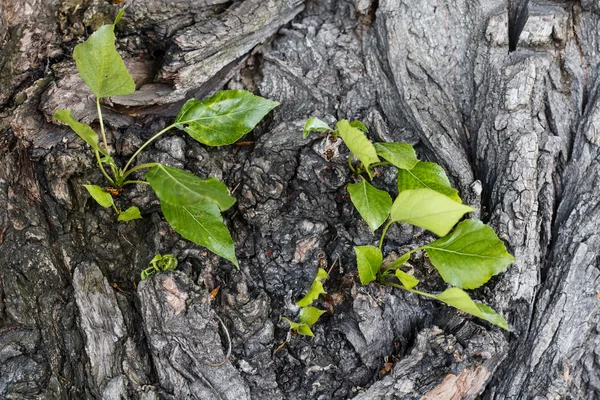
[1,0,600,399]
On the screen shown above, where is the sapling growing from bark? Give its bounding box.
[303,118,515,330]
[53,8,278,267]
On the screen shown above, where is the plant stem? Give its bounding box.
[347,152,356,173]
[122,163,159,179]
[122,180,150,186]
[369,161,392,168]
[378,220,394,250]
[95,97,119,178]
[381,245,426,273]
[94,149,115,185]
[123,124,175,173]
[381,280,435,299]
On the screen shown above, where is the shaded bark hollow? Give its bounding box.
[1,0,598,399]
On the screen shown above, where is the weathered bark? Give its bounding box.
[1,0,599,399]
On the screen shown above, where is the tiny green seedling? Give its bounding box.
[283,268,329,337]
[304,118,515,330]
[54,9,278,267]
[140,254,178,280]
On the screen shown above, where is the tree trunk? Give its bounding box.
[1,0,599,399]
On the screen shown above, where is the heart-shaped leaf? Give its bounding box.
[146,165,235,211]
[303,117,331,138]
[73,16,135,98]
[336,120,379,179]
[53,110,105,154]
[175,90,279,146]
[118,206,142,221]
[398,161,461,202]
[160,199,238,267]
[425,219,515,289]
[390,189,473,236]
[355,245,382,285]
[347,180,392,232]
[83,185,114,208]
[433,287,508,330]
[374,142,419,170]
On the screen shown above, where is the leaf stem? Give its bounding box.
[123,124,176,173]
[380,280,435,299]
[122,163,159,179]
[347,152,357,173]
[369,161,392,168]
[96,98,110,157]
[122,180,150,186]
[378,220,394,250]
[381,246,426,273]
[94,149,115,185]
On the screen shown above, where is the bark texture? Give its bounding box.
[1,0,599,399]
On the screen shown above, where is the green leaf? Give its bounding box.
[347,180,392,232]
[149,254,178,271]
[374,142,419,170]
[299,306,327,326]
[175,90,279,146]
[282,318,315,337]
[425,219,515,289]
[390,189,473,236]
[336,120,379,179]
[118,206,142,221]
[114,7,125,25]
[303,117,331,138]
[73,20,135,98]
[433,287,508,330]
[349,120,368,132]
[146,165,235,211]
[53,110,105,154]
[296,268,329,307]
[355,245,382,285]
[395,269,419,289]
[160,199,238,267]
[398,161,462,202]
[83,185,114,208]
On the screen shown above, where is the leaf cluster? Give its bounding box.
[53,9,278,269]
[283,268,329,337]
[304,118,515,330]
[140,254,178,280]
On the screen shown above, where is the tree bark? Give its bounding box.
[1,0,599,399]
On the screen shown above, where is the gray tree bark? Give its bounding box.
[1,0,599,399]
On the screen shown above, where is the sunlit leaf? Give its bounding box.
[146,164,235,211]
[390,189,473,236]
[160,199,238,267]
[433,287,508,330]
[83,185,114,208]
[118,206,142,221]
[349,120,368,132]
[336,119,379,179]
[282,318,315,337]
[299,306,327,326]
[347,180,392,232]
[175,90,279,146]
[296,268,329,307]
[355,245,382,285]
[398,161,462,202]
[53,110,105,154]
[303,117,331,138]
[396,269,419,289]
[374,142,419,170]
[425,219,515,289]
[73,19,135,98]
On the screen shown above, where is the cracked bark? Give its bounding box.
[1,0,599,399]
